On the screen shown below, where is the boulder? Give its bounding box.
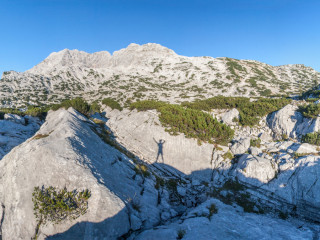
[267,104,320,140]
[249,147,261,156]
[235,154,276,184]
[221,108,239,125]
[230,137,250,155]
[295,143,318,154]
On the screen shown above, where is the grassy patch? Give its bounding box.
[207,203,218,217]
[102,98,123,111]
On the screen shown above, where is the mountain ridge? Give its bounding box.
[1,43,319,108]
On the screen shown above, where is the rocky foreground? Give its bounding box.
[1,102,320,239]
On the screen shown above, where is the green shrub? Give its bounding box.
[32,186,91,224]
[250,138,261,148]
[301,132,320,145]
[158,104,234,145]
[130,100,167,111]
[182,97,291,126]
[102,98,123,111]
[51,98,90,116]
[0,108,23,117]
[89,101,101,114]
[208,203,218,217]
[298,104,320,119]
[25,106,47,118]
[130,100,234,145]
[32,186,91,239]
[177,229,186,239]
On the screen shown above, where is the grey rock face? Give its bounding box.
[295,143,318,154]
[230,137,251,155]
[134,199,315,240]
[4,113,25,125]
[0,108,164,240]
[105,108,214,180]
[234,154,276,184]
[267,104,320,140]
[0,114,41,160]
[221,108,239,125]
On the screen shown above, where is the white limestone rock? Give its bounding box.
[105,108,214,180]
[235,154,276,184]
[249,147,261,156]
[221,108,239,125]
[267,104,320,140]
[230,137,251,155]
[0,115,41,160]
[0,108,161,240]
[4,113,25,125]
[134,199,314,240]
[295,143,318,154]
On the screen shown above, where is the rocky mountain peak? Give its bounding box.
[27,49,112,74]
[113,42,177,59]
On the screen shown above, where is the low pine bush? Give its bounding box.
[298,104,320,119]
[130,100,234,145]
[183,96,291,126]
[51,98,90,116]
[102,98,123,111]
[301,132,320,145]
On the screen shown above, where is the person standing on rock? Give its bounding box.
[154,138,165,163]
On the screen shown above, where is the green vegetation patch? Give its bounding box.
[32,186,91,239]
[301,132,320,145]
[130,100,234,145]
[182,96,291,126]
[130,100,167,111]
[50,97,90,116]
[102,98,123,111]
[298,104,320,119]
[250,138,261,148]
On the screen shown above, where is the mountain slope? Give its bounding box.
[0,43,319,108]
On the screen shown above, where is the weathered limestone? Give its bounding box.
[221,108,240,125]
[0,108,163,239]
[104,108,214,180]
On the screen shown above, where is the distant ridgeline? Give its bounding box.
[0,43,319,108]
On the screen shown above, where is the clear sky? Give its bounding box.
[0,0,320,75]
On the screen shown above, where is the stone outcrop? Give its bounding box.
[104,108,214,180]
[0,108,166,239]
[0,114,41,160]
[221,108,240,125]
[267,104,320,140]
[230,137,251,155]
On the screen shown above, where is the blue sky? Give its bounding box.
[0,0,319,74]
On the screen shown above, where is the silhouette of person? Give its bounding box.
[153,138,165,163]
